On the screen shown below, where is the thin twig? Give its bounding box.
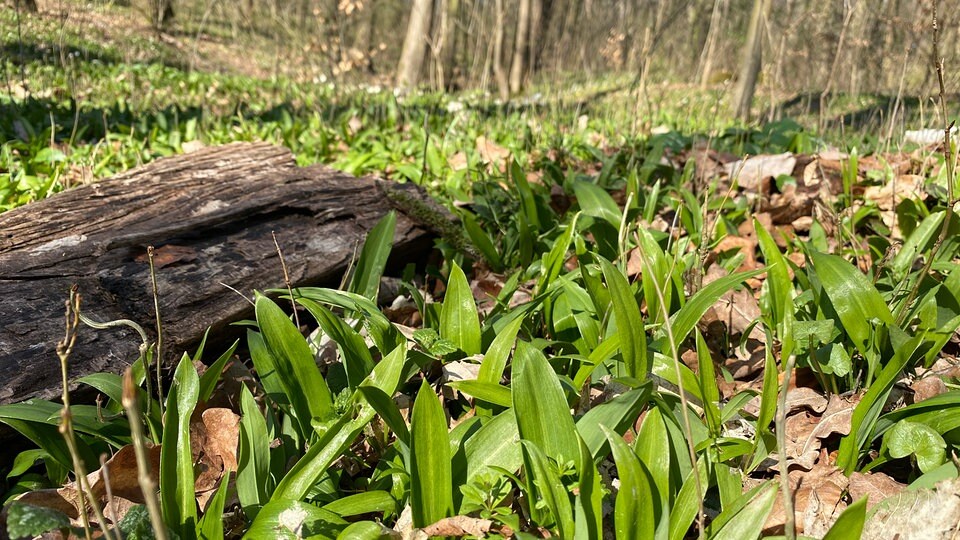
[122,369,168,540]
[147,246,165,418]
[272,231,301,329]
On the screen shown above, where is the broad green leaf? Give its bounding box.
[462,411,522,484]
[0,414,94,472]
[890,211,944,280]
[574,434,603,540]
[520,441,575,538]
[539,212,580,293]
[666,268,765,346]
[350,210,396,301]
[603,426,658,540]
[410,380,453,527]
[322,491,397,517]
[197,471,230,540]
[755,218,793,339]
[255,294,333,434]
[709,481,777,540]
[288,287,402,354]
[269,345,407,503]
[668,459,708,540]
[634,406,671,508]
[838,326,922,473]
[575,384,651,462]
[335,521,396,540]
[463,211,503,271]
[478,314,524,385]
[885,420,947,473]
[160,355,199,540]
[512,340,580,469]
[198,340,239,404]
[448,380,512,408]
[573,180,621,227]
[7,449,47,480]
[356,386,409,445]
[822,495,867,540]
[599,256,648,379]
[696,329,721,435]
[809,251,895,360]
[237,385,271,520]
[246,500,346,539]
[299,299,375,388]
[440,262,482,355]
[246,330,286,403]
[117,505,159,539]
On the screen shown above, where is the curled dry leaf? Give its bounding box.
[419,515,499,538]
[848,471,905,509]
[764,463,849,536]
[475,136,510,172]
[784,394,857,470]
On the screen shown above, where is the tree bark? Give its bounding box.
[509,0,532,93]
[396,0,435,88]
[0,143,437,404]
[733,0,771,120]
[15,0,38,13]
[492,0,510,100]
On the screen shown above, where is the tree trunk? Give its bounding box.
[509,0,532,93]
[492,0,510,100]
[396,0,435,88]
[0,143,438,404]
[15,0,38,13]
[733,0,770,120]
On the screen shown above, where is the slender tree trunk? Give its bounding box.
[492,0,510,100]
[527,0,544,79]
[15,0,38,13]
[396,0,435,88]
[733,0,770,120]
[697,0,724,87]
[509,0,532,94]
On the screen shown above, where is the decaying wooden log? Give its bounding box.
[0,142,436,404]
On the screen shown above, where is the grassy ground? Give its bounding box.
[3,2,960,539]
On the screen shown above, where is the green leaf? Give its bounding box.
[410,380,453,527]
[269,344,407,503]
[539,212,580,293]
[160,355,200,539]
[603,426,658,540]
[6,502,70,539]
[512,341,580,470]
[599,256,648,380]
[709,481,777,540]
[440,262,482,355]
[197,471,230,540]
[117,505,159,539]
[198,340,239,404]
[462,411,522,485]
[891,211,944,280]
[350,211,396,300]
[322,491,397,517]
[237,385,271,521]
[288,287,403,354]
[885,420,947,473]
[246,500,347,539]
[520,441,576,537]
[755,218,794,336]
[634,406,671,508]
[335,521,396,540]
[666,268,765,346]
[668,459,708,540]
[478,314,524,385]
[299,299,375,388]
[809,251,895,359]
[255,294,334,434]
[573,180,621,227]
[463,211,503,271]
[575,385,651,462]
[822,495,867,540]
[574,434,603,540]
[448,380,512,408]
[357,386,410,446]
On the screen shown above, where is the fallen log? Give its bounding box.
[0,142,436,404]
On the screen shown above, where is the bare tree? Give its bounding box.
[509,0,532,93]
[733,0,771,120]
[14,0,38,13]
[396,0,435,88]
[492,0,510,100]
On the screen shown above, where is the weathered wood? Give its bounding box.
[0,142,435,404]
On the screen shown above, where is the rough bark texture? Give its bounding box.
[395,0,434,88]
[0,142,435,404]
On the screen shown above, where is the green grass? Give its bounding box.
[3,12,960,539]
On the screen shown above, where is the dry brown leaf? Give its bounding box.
[420,515,498,537]
[848,471,905,508]
[725,153,796,191]
[476,136,510,171]
[134,244,197,268]
[861,478,960,540]
[448,151,469,171]
[765,463,849,536]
